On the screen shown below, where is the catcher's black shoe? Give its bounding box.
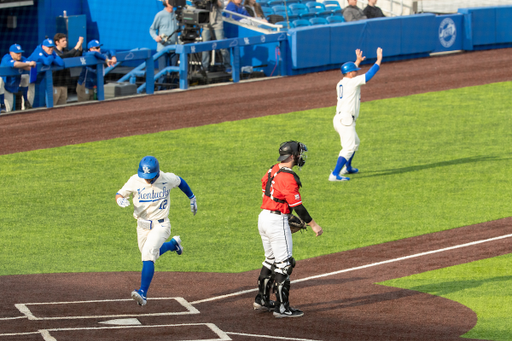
[253,294,276,312]
[273,304,304,318]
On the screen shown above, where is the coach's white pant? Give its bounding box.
[0,76,35,112]
[258,210,293,274]
[137,219,171,262]
[333,114,359,160]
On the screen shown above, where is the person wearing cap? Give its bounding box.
[254,141,323,318]
[23,39,65,109]
[76,40,117,102]
[330,48,383,182]
[52,33,84,105]
[0,44,36,112]
[27,38,65,67]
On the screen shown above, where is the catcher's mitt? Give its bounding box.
[288,214,307,234]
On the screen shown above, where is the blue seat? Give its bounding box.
[256,0,269,5]
[305,1,330,17]
[268,0,284,7]
[275,20,291,30]
[292,19,311,27]
[309,17,328,25]
[261,6,274,17]
[289,3,315,19]
[323,0,342,14]
[272,5,297,19]
[326,15,344,23]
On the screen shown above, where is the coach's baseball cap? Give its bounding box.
[87,40,103,49]
[9,44,24,53]
[42,38,56,47]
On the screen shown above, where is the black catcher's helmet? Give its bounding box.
[277,141,308,167]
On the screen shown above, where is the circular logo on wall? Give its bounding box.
[439,18,457,48]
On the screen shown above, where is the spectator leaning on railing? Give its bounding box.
[225,0,250,21]
[363,0,385,19]
[0,44,36,112]
[27,38,65,108]
[343,0,367,22]
[76,40,117,103]
[53,33,84,106]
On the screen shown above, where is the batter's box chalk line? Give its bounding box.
[13,296,199,321]
[0,323,231,341]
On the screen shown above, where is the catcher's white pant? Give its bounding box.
[0,75,35,112]
[333,114,359,160]
[258,210,293,275]
[137,218,171,262]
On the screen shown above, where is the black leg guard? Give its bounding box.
[273,273,303,318]
[273,273,290,311]
[253,266,275,311]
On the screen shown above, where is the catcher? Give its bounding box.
[254,141,323,318]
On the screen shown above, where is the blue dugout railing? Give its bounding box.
[0,33,287,109]
[118,32,288,92]
[0,49,153,109]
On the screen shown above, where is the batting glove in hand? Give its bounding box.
[190,196,197,216]
[117,197,130,208]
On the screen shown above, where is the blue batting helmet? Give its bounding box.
[138,156,160,179]
[341,62,360,75]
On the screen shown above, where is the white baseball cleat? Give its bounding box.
[340,166,359,174]
[131,289,147,306]
[328,173,350,181]
[171,236,183,255]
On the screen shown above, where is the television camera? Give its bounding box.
[167,0,212,44]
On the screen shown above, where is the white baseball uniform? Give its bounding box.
[117,170,181,262]
[334,74,366,160]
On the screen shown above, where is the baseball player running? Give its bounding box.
[255,141,323,318]
[115,156,197,306]
[330,47,383,181]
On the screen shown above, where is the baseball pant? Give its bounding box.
[53,86,68,105]
[258,210,293,274]
[76,83,94,102]
[333,114,359,160]
[1,75,34,112]
[137,219,171,262]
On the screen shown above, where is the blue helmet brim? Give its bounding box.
[138,170,159,179]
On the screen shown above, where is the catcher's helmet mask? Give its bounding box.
[277,141,308,168]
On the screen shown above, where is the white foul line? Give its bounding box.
[227,331,322,341]
[191,233,512,305]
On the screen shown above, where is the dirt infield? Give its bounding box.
[1,48,511,340]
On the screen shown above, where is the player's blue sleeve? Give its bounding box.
[178,177,195,199]
[365,63,380,82]
[52,52,65,67]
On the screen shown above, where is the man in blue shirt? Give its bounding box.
[76,40,117,102]
[0,44,36,112]
[150,0,179,79]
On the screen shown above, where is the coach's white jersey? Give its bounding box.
[336,74,366,121]
[118,171,181,221]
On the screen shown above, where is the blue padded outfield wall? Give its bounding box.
[1,2,511,78]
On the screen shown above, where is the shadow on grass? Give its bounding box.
[359,155,509,178]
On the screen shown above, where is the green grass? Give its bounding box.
[379,253,512,340]
[0,81,511,276]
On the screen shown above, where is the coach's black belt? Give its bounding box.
[158,219,165,223]
[269,210,282,215]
